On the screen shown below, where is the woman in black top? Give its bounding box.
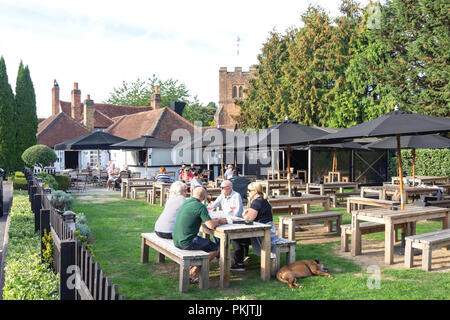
[230,182,279,271]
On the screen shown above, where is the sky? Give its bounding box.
[0,0,370,118]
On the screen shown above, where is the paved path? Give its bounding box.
[0,181,13,299]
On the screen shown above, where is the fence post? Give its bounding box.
[40,209,51,263]
[60,240,76,300]
[33,193,42,232]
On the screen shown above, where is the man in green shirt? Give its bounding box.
[172,187,227,282]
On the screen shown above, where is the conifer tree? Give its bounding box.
[14,61,38,170]
[0,56,16,176]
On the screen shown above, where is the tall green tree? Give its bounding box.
[0,56,16,176]
[105,74,190,108]
[182,98,217,127]
[14,61,38,170]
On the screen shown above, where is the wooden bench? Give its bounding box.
[272,205,304,215]
[347,197,400,213]
[340,222,406,252]
[271,239,296,276]
[130,185,154,199]
[332,192,361,207]
[278,212,343,241]
[405,229,450,271]
[140,233,210,292]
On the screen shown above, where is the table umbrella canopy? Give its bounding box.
[294,141,366,150]
[309,108,450,210]
[54,131,126,150]
[251,119,328,148]
[109,135,174,150]
[311,109,450,144]
[364,134,450,150]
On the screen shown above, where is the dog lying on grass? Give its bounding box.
[276,260,333,289]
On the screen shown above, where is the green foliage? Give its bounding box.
[21,144,57,169]
[74,230,93,255]
[0,56,17,176]
[36,171,59,190]
[50,190,74,211]
[182,99,217,127]
[54,174,71,192]
[75,212,91,237]
[105,75,190,108]
[3,194,59,300]
[41,229,54,266]
[12,175,28,190]
[14,61,38,171]
[389,149,450,178]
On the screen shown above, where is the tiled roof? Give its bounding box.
[37,112,91,148]
[59,100,152,127]
[105,107,195,143]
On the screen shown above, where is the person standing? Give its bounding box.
[172,187,227,283]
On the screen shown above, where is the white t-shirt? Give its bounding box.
[154,195,186,233]
[211,190,244,217]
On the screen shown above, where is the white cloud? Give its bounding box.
[0,0,369,118]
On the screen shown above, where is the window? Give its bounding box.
[89,151,101,167]
[232,86,237,98]
[239,86,243,98]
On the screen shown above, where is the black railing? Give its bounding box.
[23,167,125,300]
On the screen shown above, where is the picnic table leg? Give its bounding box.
[179,261,190,293]
[219,235,230,288]
[199,259,209,290]
[160,186,165,206]
[404,239,413,268]
[304,204,310,214]
[324,199,329,212]
[422,244,432,271]
[261,229,271,281]
[351,214,361,256]
[121,181,126,197]
[385,220,394,265]
[288,220,295,241]
[278,218,285,238]
[140,237,149,264]
[443,212,449,250]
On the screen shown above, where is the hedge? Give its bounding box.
[12,172,27,190]
[54,174,71,192]
[2,192,59,300]
[389,149,450,178]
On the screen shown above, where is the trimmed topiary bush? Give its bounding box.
[36,171,58,190]
[54,174,71,192]
[21,144,57,169]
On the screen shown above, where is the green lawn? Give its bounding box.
[72,194,450,300]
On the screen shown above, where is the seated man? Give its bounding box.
[209,180,244,217]
[190,168,205,190]
[106,163,120,191]
[172,187,227,283]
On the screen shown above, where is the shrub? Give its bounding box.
[54,174,71,191]
[12,176,28,190]
[50,190,74,211]
[389,149,450,178]
[22,144,57,169]
[36,172,59,190]
[2,194,59,300]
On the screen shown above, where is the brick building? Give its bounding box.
[214,66,255,127]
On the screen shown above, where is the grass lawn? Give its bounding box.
[72,193,450,300]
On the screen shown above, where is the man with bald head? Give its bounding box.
[172,187,227,282]
[209,180,244,217]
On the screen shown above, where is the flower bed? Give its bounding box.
[2,193,59,300]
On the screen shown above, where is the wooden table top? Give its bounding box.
[354,205,449,220]
[307,182,358,187]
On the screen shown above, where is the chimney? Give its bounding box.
[151,85,161,109]
[52,79,60,115]
[83,94,95,131]
[71,82,82,120]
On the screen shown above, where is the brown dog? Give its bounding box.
[276,260,333,289]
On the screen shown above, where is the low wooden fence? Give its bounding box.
[23,167,125,300]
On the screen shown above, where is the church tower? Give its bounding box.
[214,66,255,127]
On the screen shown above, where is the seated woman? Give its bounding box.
[230,182,282,271]
[180,167,194,183]
[156,166,173,184]
[154,181,187,239]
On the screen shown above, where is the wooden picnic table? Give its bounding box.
[267,194,330,214]
[351,205,450,265]
[121,178,155,198]
[152,182,173,206]
[306,182,359,195]
[200,212,272,288]
[382,184,442,201]
[257,179,304,197]
[392,176,449,186]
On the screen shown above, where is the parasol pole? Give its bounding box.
[331,148,337,182]
[396,135,405,210]
[287,144,292,197]
[411,148,416,187]
[145,147,148,178]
